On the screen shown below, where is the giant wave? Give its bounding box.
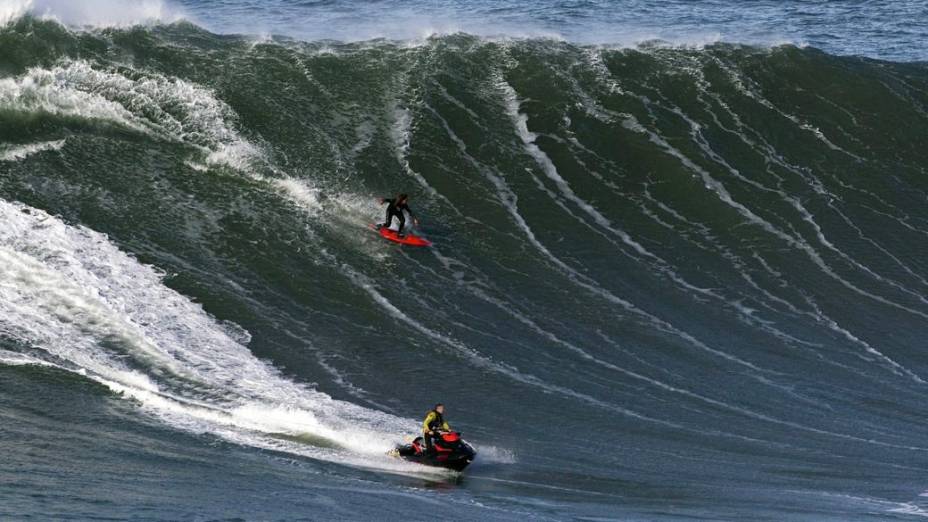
[3,12,928,520]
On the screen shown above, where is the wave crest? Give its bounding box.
[2,0,183,28]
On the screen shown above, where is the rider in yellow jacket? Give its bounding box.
[422,403,450,451]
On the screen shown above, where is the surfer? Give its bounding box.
[377,193,419,237]
[422,403,450,452]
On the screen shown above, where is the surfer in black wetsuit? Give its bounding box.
[377,193,419,236]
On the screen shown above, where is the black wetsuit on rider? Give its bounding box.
[379,193,416,236]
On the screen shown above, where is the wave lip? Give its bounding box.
[0,0,31,26]
[2,1,923,61]
[2,0,184,28]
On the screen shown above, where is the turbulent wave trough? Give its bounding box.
[3,7,928,520]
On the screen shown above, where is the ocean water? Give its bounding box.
[2,1,928,520]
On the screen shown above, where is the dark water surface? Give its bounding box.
[3,2,928,520]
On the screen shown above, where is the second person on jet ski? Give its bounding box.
[422,403,450,452]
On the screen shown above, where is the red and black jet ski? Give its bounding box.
[391,432,476,472]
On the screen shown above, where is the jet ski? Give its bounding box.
[390,431,476,472]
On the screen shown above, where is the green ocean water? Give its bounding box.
[3,14,928,520]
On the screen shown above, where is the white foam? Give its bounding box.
[0,61,260,170]
[0,139,65,162]
[272,177,322,215]
[0,60,328,216]
[0,349,55,368]
[889,503,928,518]
[389,102,462,215]
[0,0,30,26]
[0,65,147,132]
[475,445,517,464]
[5,0,183,28]
[0,199,443,473]
[635,96,927,376]
[657,78,926,309]
[623,107,928,323]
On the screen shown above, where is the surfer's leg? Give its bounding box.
[382,208,394,229]
[396,213,406,235]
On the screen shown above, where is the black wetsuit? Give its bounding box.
[381,198,415,234]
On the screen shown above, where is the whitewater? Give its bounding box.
[3,1,928,520]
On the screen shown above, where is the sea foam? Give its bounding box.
[2,0,183,28]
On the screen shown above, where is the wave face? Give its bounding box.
[3,15,928,520]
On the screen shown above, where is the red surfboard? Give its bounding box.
[371,224,432,247]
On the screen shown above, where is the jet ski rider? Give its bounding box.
[422,403,450,452]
